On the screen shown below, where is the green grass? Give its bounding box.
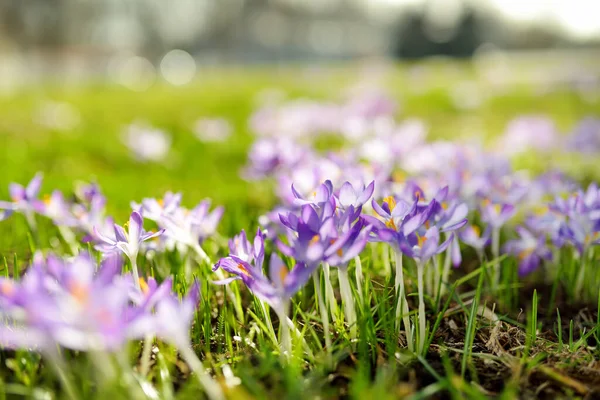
[0,62,599,398]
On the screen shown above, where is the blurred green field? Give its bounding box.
[0,62,598,245]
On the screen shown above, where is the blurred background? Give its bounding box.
[1,0,600,92]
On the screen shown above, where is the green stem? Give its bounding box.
[139,335,154,376]
[439,244,452,298]
[394,250,413,351]
[417,261,426,355]
[323,263,338,322]
[338,267,357,340]
[312,272,332,363]
[277,304,291,359]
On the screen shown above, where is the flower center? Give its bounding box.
[69,282,89,304]
[0,280,14,296]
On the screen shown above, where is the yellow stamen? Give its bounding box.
[417,234,428,247]
[472,225,481,237]
[139,278,149,294]
[383,196,396,212]
[157,199,164,207]
[43,194,52,205]
[493,204,501,214]
[385,219,397,230]
[518,249,532,260]
[330,239,343,257]
[279,266,288,284]
[310,234,320,244]
[237,263,250,276]
[441,202,448,210]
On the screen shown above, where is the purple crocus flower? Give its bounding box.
[322,216,372,268]
[161,200,224,249]
[292,180,334,208]
[480,199,515,229]
[336,181,375,209]
[459,224,491,253]
[367,196,437,244]
[128,280,200,350]
[93,211,164,262]
[0,253,132,352]
[0,173,43,214]
[132,191,182,222]
[228,228,265,268]
[33,190,78,227]
[504,227,552,276]
[399,226,454,266]
[214,251,312,312]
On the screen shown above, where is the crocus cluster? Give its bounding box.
[0,252,193,352]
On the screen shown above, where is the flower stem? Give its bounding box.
[394,250,413,351]
[191,243,211,265]
[131,259,141,290]
[312,272,332,364]
[277,304,291,359]
[130,258,154,377]
[179,345,224,400]
[139,335,154,376]
[338,267,357,340]
[439,246,452,298]
[417,261,427,355]
[323,263,338,322]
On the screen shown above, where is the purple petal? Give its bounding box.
[212,277,242,285]
[338,182,356,207]
[9,184,25,202]
[268,253,287,288]
[93,226,116,245]
[356,181,375,206]
[25,173,43,199]
[113,224,128,242]
[129,211,143,243]
[141,229,164,242]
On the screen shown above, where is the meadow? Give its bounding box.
[0,58,599,399]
